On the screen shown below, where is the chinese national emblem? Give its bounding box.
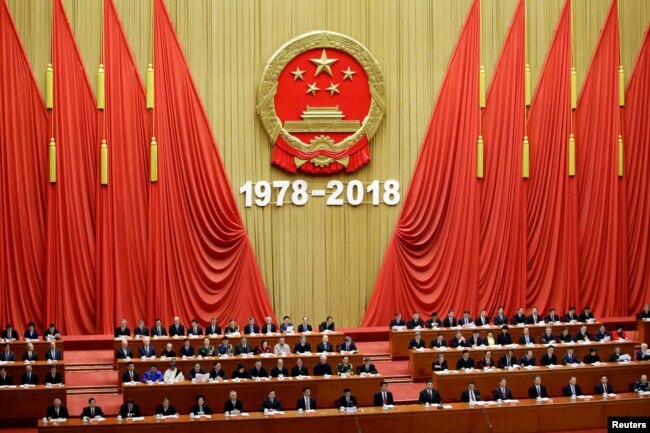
[257,31,385,174]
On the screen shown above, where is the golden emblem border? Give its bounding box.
[256,31,386,155]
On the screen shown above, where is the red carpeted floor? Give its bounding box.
[64,350,114,365]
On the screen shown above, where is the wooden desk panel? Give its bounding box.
[638,319,650,344]
[1,385,67,425]
[432,360,650,402]
[2,339,65,361]
[122,375,384,414]
[409,341,636,379]
[390,322,604,359]
[37,394,650,433]
[1,361,66,384]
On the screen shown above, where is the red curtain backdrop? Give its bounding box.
[0,0,48,330]
[624,27,650,314]
[478,0,526,314]
[45,0,99,334]
[148,0,274,326]
[95,0,151,333]
[361,0,480,326]
[575,0,626,318]
[525,0,579,312]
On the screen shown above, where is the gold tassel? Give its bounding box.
[619,65,625,107]
[570,67,577,109]
[97,64,105,110]
[618,135,624,177]
[45,63,54,109]
[49,137,56,183]
[146,64,154,109]
[477,135,484,178]
[478,65,485,108]
[100,139,108,185]
[150,137,158,182]
[522,136,530,178]
[524,64,532,107]
[568,133,575,176]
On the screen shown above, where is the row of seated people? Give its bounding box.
[0,364,63,385]
[115,315,337,338]
[0,340,63,361]
[117,334,356,359]
[44,374,650,421]
[1,323,61,341]
[121,355,379,383]
[407,324,629,350]
[430,345,650,371]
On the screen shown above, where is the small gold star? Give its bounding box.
[310,50,338,77]
[342,66,356,80]
[326,82,340,95]
[291,67,305,81]
[306,82,320,95]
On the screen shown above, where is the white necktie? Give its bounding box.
[470,391,475,402]
[526,335,529,344]
[306,398,309,410]
[91,407,94,417]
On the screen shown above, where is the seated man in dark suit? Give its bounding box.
[492,378,513,400]
[595,325,610,341]
[116,339,133,359]
[297,387,317,410]
[297,317,312,333]
[244,317,260,334]
[114,319,130,338]
[406,312,424,329]
[45,341,63,361]
[492,306,508,326]
[565,306,578,322]
[210,362,226,380]
[459,310,474,326]
[80,398,105,419]
[633,375,648,392]
[390,312,406,329]
[519,350,536,367]
[316,335,334,353]
[540,346,558,366]
[271,359,289,378]
[118,399,141,418]
[1,324,18,340]
[357,357,378,375]
[279,316,293,333]
[583,347,601,364]
[609,345,625,362]
[0,344,16,361]
[45,365,63,385]
[0,367,13,385]
[223,320,240,335]
[235,336,254,355]
[137,337,156,358]
[511,307,527,325]
[155,397,178,416]
[467,330,484,347]
[640,304,650,319]
[450,330,468,348]
[313,355,333,376]
[43,323,62,340]
[189,362,206,380]
[557,327,573,342]
[338,388,359,408]
[518,327,535,345]
[562,348,579,365]
[46,398,69,419]
[544,308,561,323]
[21,365,38,385]
[122,362,140,383]
[594,375,613,395]
[150,318,168,337]
[187,319,203,337]
[526,307,541,325]
[293,335,312,353]
[133,320,148,337]
[291,358,309,376]
[263,316,278,334]
[539,326,557,344]
[430,333,447,348]
[636,343,650,361]
[408,331,427,349]
[168,316,185,337]
[562,376,583,397]
[419,379,441,404]
[206,317,221,336]
[261,389,283,411]
[574,325,591,342]
[432,353,448,371]
[496,326,513,345]
[24,322,39,340]
[224,390,244,414]
[578,306,595,322]
[339,336,358,352]
[456,350,475,370]
[499,350,517,368]
[192,395,212,415]
[476,310,491,326]
[460,381,481,402]
[528,375,548,398]
[179,339,195,357]
[442,310,457,328]
[250,360,268,378]
[426,312,442,328]
[373,381,394,406]
[477,351,496,369]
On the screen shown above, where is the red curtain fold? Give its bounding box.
[148,0,274,326]
[95,0,151,333]
[478,0,526,315]
[45,0,99,334]
[361,0,480,326]
[624,27,650,314]
[575,0,626,318]
[525,0,579,313]
[0,0,49,330]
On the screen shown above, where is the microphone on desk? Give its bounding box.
[437,398,444,409]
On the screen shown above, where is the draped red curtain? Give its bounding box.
[45,0,99,334]
[478,0,526,314]
[624,27,650,314]
[525,0,579,311]
[361,0,480,326]
[148,0,274,326]
[0,0,49,330]
[95,0,151,333]
[575,0,626,318]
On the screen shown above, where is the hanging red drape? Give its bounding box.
[525,0,579,313]
[575,0,626,318]
[361,0,480,326]
[95,0,151,333]
[45,0,99,334]
[148,0,274,326]
[624,27,650,314]
[0,0,48,331]
[478,0,526,315]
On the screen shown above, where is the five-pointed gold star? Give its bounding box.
[306,82,320,95]
[342,66,356,80]
[310,50,338,77]
[326,82,340,95]
[291,67,305,81]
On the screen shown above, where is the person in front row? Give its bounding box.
[179,339,195,357]
[545,308,561,323]
[297,387,317,410]
[0,344,15,362]
[477,351,495,369]
[539,326,556,344]
[461,381,481,402]
[528,375,547,398]
[320,316,336,332]
[224,390,244,414]
[526,307,541,325]
[122,362,140,383]
[432,353,448,371]
[640,304,650,319]
[561,376,583,397]
[427,312,442,328]
[338,388,359,408]
[450,330,467,348]
[557,327,573,342]
[293,335,311,353]
[633,375,648,392]
[476,310,490,326]
[336,356,354,375]
[160,343,176,358]
[280,316,293,333]
[456,350,474,370]
[493,378,513,400]
[541,346,558,366]
[512,307,527,325]
[116,339,132,359]
[313,355,332,376]
[235,336,254,355]
[250,360,268,378]
[192,395,212,415]
[263,316,278,334]
[562,348,579,365]
[261,389,283,411]
[189,362,206,380]
[187,319,203,337]
[24,322,39,340]
[210,361,226,380]
[119,399,141,418]
[244,317,260,335]
[499,350,517,368]
[150,318,167,337]
[45,365,63,385]
[595,325,610,341]
[442,310,457,328]
[407,312,424,329]
[467,330,484,347]
[339,336,357,352]
[297,317,312,333]
[133,320,148,337]
[114,319,130,338]
[460,310,474,326]
[138,337,156,358]
[518,327,535,345]
[43,323,62,340]
[46,398,69,419]
[419,379,441,404]
[291,358,309,376]
[169,317,185,337]
[206,317,221,336]
[163,360,184,382]
[493,306,508,326]
[223,320,239,335]
[430,333,447,348]
[21,364,39,385]
[357,357,378,375]
[594,375,612,395]
[579,306,595,322]
[390,312,406,329]
[155,397,178,416]
[565,306,578,322]
[496,326,512,345]
[519,350,536,367]
[317,335,334,352]
[2,324,18,340]
[142,364,163,382]
[80,398,105,419]
[232,363,251,379]
[0,367,13,385]
[574,325,591,342]
[46,341,63,361]
[373,381,394,406]
[271,359,289,377]
[637,343,650,361]
[408,331,426,349]
[583,347,601,364]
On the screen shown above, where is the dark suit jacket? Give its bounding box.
[408,338,426,349]
[316,342,334,352]
[338,342,358,352]
[180,346,195,357]
[450,336,467,348]
[46,405,69,419]
[492,387,513,400]
[244,324,260,334]
[373,391,394,406]
[168,324,185,337]
[459,317,474,326]
[155,405,177,416]
[45,349,63,361]
[430,338,448,348]
[261,398,283,411]
[432,360,448,370]
[210,368,226,379]
[512,314,527,324]
[138,346,156,357]
[528,385,548,398]
[21,372,39,385]
[460,389,481,402]
[291,365,309,376]
[122,370,140,382]
[0,374,14,385]
[518,334,535,345]
[271,367,289,377]
[583,354,601,364]
[313,363,332,376]
[235,344,254,355]
[456,358,475,370]
[467,336,484,346]
[319,322,335,332]
[558,332,573,342]
[206,325,221,335]
[496,333,512,345]
[476,316,491,326]
[116,347,133,359]
[579,312,595,322]
[419,388,441,404]
[565,313,578,322]
[477,358,495,369]
[150,326,168,337]
[187,326,203,336]
[0,351,16,362]
[338,395,358,408]
[45,373,63,385]
[1,330,18,340]
[262,323,278,333]
[539,333,556,344]
[133,327,149,337]
[294,342,312,353]
[545,314,561,323]
[406,318,424,329]
[191,404,212,415]
[119,404,141,417]
[81,406,105,418]
[636,350,650,361]
[594,383,612,394]
[114,327,131,338]
[426,318,442,328]
[562,354,579,364]
[561,384,583,396]
[541,353,558,366]
[297,324,312,332]
[442,317,457,328]
[357,363,378,374]
[250,367,269,378]
[519,356,536,366]
[224,400,244,412]
[24,330,39,339]
[640,310,650,319]
[189,368,206,379]
[296,397,317,410]
[499,355,517,368]
[526,314,541,325]
[493,314,508,326]
[390,319,406,328]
